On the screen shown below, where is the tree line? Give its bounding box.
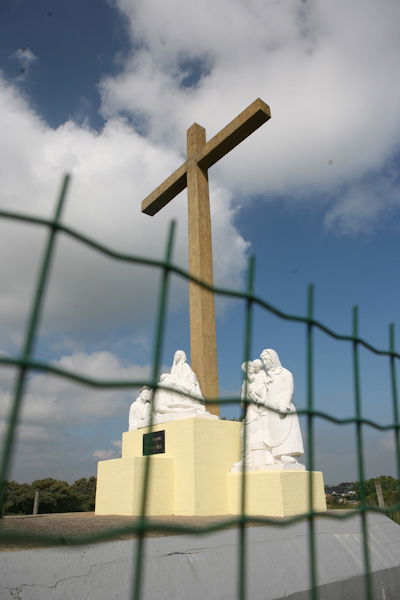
[326,475,400,522]
[3,477,97,515]
[354,475,400,507]
[3,474,399,516]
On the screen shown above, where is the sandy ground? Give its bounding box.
[0,512,245,552]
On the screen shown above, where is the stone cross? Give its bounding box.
[141,98,271,415]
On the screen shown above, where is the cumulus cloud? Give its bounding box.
[324,166,400,235]
[2,1,400,352]
[101,0,400,229]
[16,351,150,425]
[0,350,149,481]
[0,74,247,350]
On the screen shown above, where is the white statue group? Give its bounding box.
[231,349,304,472]
[128,348,304,471]
[128,350,216,430]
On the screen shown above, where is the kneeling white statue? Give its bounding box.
[232,348,305,472]
[128,386,152,430]
[128,350,217,430]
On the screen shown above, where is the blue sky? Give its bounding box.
[0,0,400,485]
[0,0,126,128]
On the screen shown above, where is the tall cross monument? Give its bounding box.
[141,98,271,415]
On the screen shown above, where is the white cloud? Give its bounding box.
[12,48,38,66]
[18,351,150,424]
[0,350,148,481]
[0,74,247,349]
[93,440,122,461]
[324,167,400,235]
[93,448,117,460]
[101,0,400,230]
[1,1,400,350]
[0,420,54,442]
[0,352,149,444]
[11,48,39,80]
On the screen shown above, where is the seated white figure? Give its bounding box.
[128,351,217,429]
[128,386,152,430]
[155,350,206,414]
[155,350,205,414]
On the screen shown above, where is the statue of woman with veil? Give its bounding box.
[170,350,203,399]
[260,349,304,464]
[231,349,304,472]
[155,350,210,417]
[129,350,216,428]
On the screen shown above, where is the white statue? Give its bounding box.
[128,350,217,430]
[231,361,273,471]
[260,349,304,464]
[129,386,152,430]
[155,350,204,412]
[232,349,304,472]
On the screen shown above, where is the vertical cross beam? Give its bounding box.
[141,98,271,416]
[187,124,219,410]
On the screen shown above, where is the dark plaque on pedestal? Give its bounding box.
[142,430,165,456]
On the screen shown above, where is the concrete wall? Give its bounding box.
[1,512,400,599]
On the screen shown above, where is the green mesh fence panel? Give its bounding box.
[0,174,399,600]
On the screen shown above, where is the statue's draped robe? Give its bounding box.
[128,396,151,430]
[261,367,304,456]
[156,353,205,413]
[170,354,203,399]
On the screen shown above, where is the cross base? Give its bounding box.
[95,419,326,517]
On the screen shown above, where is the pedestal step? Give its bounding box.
[228,470,326,517]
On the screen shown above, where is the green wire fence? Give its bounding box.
[0,175,399,600]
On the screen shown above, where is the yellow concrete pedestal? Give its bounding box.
[95,457,174,516]
[228,470,327,517]
[95,418,241,516]
[95,417,327,517]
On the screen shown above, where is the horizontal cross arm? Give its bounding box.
[141,161,188,215]
[197,98,271,170]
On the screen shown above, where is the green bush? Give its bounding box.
[354,475,400,507]
[2,481,35,515]
[3,477,97,515]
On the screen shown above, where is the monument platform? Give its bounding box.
[96,418,241,516]
[95,418,326,517]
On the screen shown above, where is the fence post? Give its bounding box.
[33,490,39,515]
[374,479,385,510]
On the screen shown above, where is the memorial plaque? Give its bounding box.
[143,430,165,456]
